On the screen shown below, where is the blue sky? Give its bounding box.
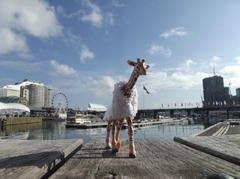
[1,0,240,109]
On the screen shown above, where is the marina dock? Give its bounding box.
[66,118,187,129]
[0,117,42,127]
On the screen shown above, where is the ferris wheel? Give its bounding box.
[51,92,69,114]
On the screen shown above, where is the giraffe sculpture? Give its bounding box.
[104,58,149,158]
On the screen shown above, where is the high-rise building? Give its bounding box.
[236,88,240,97]
[24,84,49,108]
[203,76,230,106]
[19,86,29,105]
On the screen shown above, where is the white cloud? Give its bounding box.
[220,65,240,87]
[90,76,115,96]
[144,71,209,93]
[185,59,196,67]
[0,0,62,55]
[0,59,41,72]
[112,0,125,8]
[147,44,172,57]
[0,28,28,55]
[50,74,116,100]
[63,30,82,48]
[80,0,103,27]
[220,65,240,77]
[160,27,188,39]
[50,60,78,76]
[140,57,215,93]
[209,55,221,67]
[235,56,240,64]
[80,46,95,63]
[106,13,114,26]
[63,1,113,30]
[56,5,65,15]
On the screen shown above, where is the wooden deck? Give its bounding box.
[0,139,83,179]
[174,134,240,166]
[51,139,240,179]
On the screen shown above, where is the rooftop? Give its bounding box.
[2,80,45,91]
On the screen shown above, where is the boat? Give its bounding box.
[75,114,91,124]
[58,112,67,120]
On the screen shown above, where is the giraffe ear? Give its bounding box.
[145,65,150,69]
[127,60,137,66]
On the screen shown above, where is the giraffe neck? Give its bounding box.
[125,69,140,93]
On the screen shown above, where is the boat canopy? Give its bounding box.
[87,103,107,112]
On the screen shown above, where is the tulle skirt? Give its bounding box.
[104,81,138,121]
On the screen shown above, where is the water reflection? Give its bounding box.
[0,121,204,143]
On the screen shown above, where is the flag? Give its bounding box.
[143,85,150,94]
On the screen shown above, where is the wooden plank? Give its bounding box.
[0,139,83,179]
[174,134,240,166]
[51,140,240,179]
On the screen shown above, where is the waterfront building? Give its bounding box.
[19,86,29,105]
[1,79,50,108]
[202,75,230,106]
[44,86,50,108]
[0,96,19,103]
[0,86,20,97]
[25,84,49,108]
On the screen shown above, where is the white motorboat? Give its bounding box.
[75,114,91,124]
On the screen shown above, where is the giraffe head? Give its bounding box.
[127,58,150,75]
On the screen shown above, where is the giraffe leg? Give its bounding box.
[111,120,117,149]
[127,117,136,158]
[111,119,124,154]
[105,121,112,149]
[115,119,124,152]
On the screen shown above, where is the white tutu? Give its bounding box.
[103,105,113,121]
[104,81,138,121]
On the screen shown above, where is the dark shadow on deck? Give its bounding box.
[72,150,130,159]
[0,151,64,169]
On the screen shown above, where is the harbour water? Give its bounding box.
[0,120,204,143]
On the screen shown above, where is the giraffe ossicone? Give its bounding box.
[103,58,150,158]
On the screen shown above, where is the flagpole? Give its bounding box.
[142,85,145,110]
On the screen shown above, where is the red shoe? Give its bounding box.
[116,142,121,151]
